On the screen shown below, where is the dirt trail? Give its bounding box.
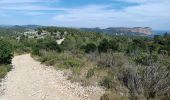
[0,54,104,100]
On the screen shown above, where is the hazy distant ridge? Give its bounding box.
[0,25,154,36]
[81,27,153,35]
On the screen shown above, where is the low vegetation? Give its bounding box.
[0,39,13,79]
[0,27,170,100]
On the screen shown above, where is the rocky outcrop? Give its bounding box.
[120,27,152,35]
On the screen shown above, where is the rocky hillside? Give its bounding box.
[81,27,153,35]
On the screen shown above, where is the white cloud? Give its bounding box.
[23,11,45,16]
[0,0,169,30]
[53,1,170,29]
[125,3,170,18]
[116,0,169,4]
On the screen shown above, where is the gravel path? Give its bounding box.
[0,54,104,100]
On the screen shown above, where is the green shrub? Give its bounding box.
[98,39,119,53]
[97,53,115,68]
[119,64,170,100]
[64,59,84,68]
[86,68,95,79]
[0,39,13,64]
[98,39,110,52]
[32,37,62,56]
[100,93,111,100]
[31,45,40,56]
[0,65,12,78]
[134,54,158,66]
[38,51,58,65]
[72,66,81,75]
[100,92,118,100]
[82,43,97,53]
[0,66,7,78]
[62,58,84,75]
[100,76,114,89]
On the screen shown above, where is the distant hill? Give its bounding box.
[80,27,153,36]
[0,25,156,36]
[0,25,41,30]
[21,25,41,29]
[0,25,43,36]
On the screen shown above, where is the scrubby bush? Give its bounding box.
[0,39,13,79]
[37,37,61,52]
[62,35,77,50]
[28,27,170,99]
[31,45,40,56]
[82,43,97,53]
[86,68,95,79]
[119,64,170,100]
[37,51,59,65]
[100,76,114,89]
[64,59,84,68]
[100,92,126,100]
[0,66,8,78]
[31,37,62,56]
[100,93,114,100]
[0,39,13,64]
[134,53,158,66]
[98,38,119,53]
[98,39,110,52]
[141,65,170,99]
[97,52,116,68]
[0,65,12,78]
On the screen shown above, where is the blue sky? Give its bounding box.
[0,0,170,30]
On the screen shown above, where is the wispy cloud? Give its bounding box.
[0,0,62,12]
[0,0,169,30]
[23,11,45,16]
[0,5,67,11]
[53,1,170,29]
[0,0,60,4]
[117,0,169,4]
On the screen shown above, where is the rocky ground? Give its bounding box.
[0,54,104,100]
